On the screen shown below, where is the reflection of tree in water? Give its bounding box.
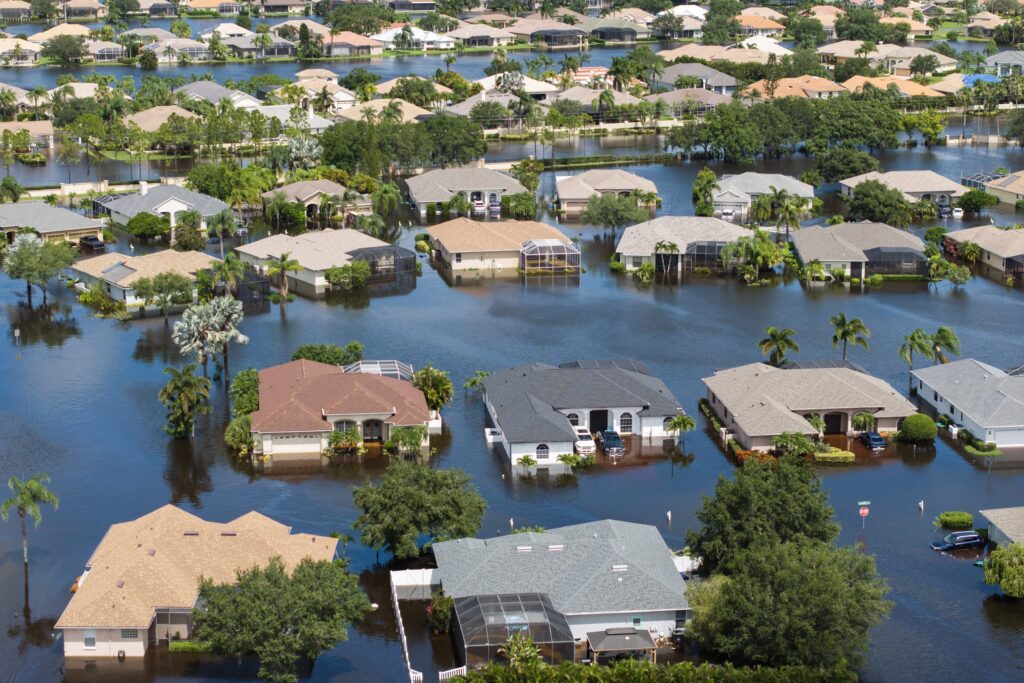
[163,439,213,507]
[6,614,56,656]
[896,442,937,468]
[6,303,80,348]
[982,593,1024,630]
[355,565,402,640]
[132,324,180,365]
[324,289,371,310]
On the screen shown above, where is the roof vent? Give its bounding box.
[611,564,629,572]
[547,544,564,552]
[147,549,156,557]
[515,545,533,553]
[116,580,124,588]
[220,531,237,537]
[183,530,199,536]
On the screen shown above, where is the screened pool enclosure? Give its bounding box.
[519,240,582,275]
[453,593,575,669]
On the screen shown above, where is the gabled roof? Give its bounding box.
[553,85,642,109]
[124,105,198,132]
[336,98,432,124]
[744,75,845,99]
[839,170,966,197]
[978,507,1024,544]
[71,249,218,287]
[475,73,559,95]
[716,172,814,203]
[842,75,943,98]
[434,520,688,615]
[615,216,750,257]
[659,62,738,87]
[428,217,567,253]
[0,201,103,233]
[407,168,525,204]
[237,228,389,271]
[174,80,260,107]
[986,50,1024,66]
[448,24,515,40]
[555,169,656,201]
[28,22,89,43]
[912,359,1024,428]
[792,221,925,264]
[944,225,1024,258]
[101,185,228,219]
[261,179,355,204]
[644,88,732,107]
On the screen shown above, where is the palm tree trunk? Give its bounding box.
[843,341,848,361]
[223,347,230,384]
[25,282,32,309]
[20,511,28,565]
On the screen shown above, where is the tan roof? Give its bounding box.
[842,75,943,97]
[945,225,1024,258]
[880,16,931,32]
[740,7,785,20]
[556,169,657,201]
[375,76,452,96]
[250,359,430,433]
[986,171,1024,196]
[273,19,332,36]
[72,249,218,287]
[735,15,785,30]
[930,72,966,94]
[124,105,197,133]
[0,119,53,136]
[429,217,568,254]
[839,170,966,198]
[324,30,382,47]
[467,12,516,24]
[657,43,771,65]
[28,22,89,42]
[336,98,431,124]
[744,75,846,99]
[56,505,337,628]
[188,0,238,7]
[0,38,41,54]
[236,228,388,272]
[295,68,336,80]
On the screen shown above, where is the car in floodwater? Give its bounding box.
[78,235,105,251]
[859,432,886,450]
[931,531,985,552]
[573,427,596,455]
[596,430,625,457]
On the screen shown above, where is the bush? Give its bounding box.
[229,368,259,416]
[78,282,127,317]
[609,259,626,273]
[415,239,430,253]
[935,511,974,530]
[292,341,363,366]
[850,277,860,285]
[965,443,1002,457]
[224,415,254,454]
[898,413,937,443]
[102,228,117,243]
[866,274,884,286]
[125,212,170,238]
[426,203,436,221]
[880,274,928,282]
[326,261,372,290]
[814,448,856,464]
[168,640,212,653]
[692,266,712,277]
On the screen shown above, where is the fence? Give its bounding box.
[439,666,467,681]
[390,579,424,683]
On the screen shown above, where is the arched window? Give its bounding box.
[663,417,673,430]
[536,444,549,459]
[566,413,579,426]
[619,412,633,434]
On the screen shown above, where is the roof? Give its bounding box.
[578,17,651,35]
[716,173,814,203]
[407,168,525,204]
[324,31,382,47]
[978,507,1024,544]
[250,359,430,433]
[657,44,771,65]
[124,105,197,133]
[553,85,641,109]
[444,91,520,117]
[483,361,681,444]
[261,179,355,204]
[880,16,932,32]
[433,520,688,616]
[945,226,1024,258]
[0,120,53,137]
[986,50,1024,66]
[174,81,259,107]
[792,222,928,263]
[374,76,452,96]
[737,35,793,56]
[273,19,332,36]
[448,24,515,40]
[987,171,1024,196]
[253,104,331,131]
[476,73,559,95]
[71,249,219,287]
[744,75,846,100]
[911,359,1024,429]
[428,217,567,254]
[336,98,432,124]
[703,363,916,438]
[644,88,732,107]
[841,75,943,98]
[736,15,785,30]
[295,68,336,79]
[0,201,103,233]
[101,186,228,219]
[28,22,89,42]
[588,627,657,652]
[236,228,389,271]
[660,62,737,88]
[121,28,175,41]
[507,18,587,38]
[55,505,336,628]
[615,216,751,257]
[740,6,785,20]
[556,169,656,201]
[839,170,966,197]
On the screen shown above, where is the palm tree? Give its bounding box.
[758,326,799,366]
[852,412,877,432]
[212,252,245,295]
[372,181,401,219]
[353,213,386,238]
[666,413,696,454]
[931,326,961,364]
[750,194,774,224]
[654,240,678,273]
[806,413,826,436]
[443,54,457,72]
[413,364,454,414]
[445,193,473,218]
[960,241,982,265]
[1,474,58,568]
[266,252,301,299]
[207,210,235,259]
[595,89,616,122]
[463,370,490,392]
[158,364,211,438]
[830,313,871,361]
[172,303,219,377]
[264,191,290,233]
[692,167,719,216]
[899,328,935,369]
[775,197,805,239]
[207,296,248,383]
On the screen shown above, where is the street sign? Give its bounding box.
[858,500,871,507]
[859,506,870,518]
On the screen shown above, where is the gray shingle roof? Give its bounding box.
[0,201,103,233]
[792,222,926,264]
[911,359,1024,429]
[406,168,525,204]
[660,62,737,87]
[483,361,681,444]
[100,186,228,219]
[615,216,751,257]
[433,520,689,616]
[987,51,1024,66]
[716,172,814,204]
[587,627,656,652]
[979,507,1024,544]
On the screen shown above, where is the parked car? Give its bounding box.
[720,209,734,221]
[472,200,486,216]
[573,427,596,455]
[78,235,105,251]
[930,531,985,552]
[596,430,625,457]
[859,432,886,450]
[938,206,952,218]
[951,207,964,219]
[487,201,501,218]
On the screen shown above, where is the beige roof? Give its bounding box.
[606,8,655,24]
[261,179,355,204]
[324,31,382,47]
[703,363,917,438]
[295,68,336,80]
[839,170,966,198]
[615,216,751,257]
[71,249,218,288]
[29,22,89,43]
[554,85,641,108]
[0,38,42,54]
[475,73,559,95]
[336,98,431,124]
[736,15,785,30]
[236,228,389,272]
[791,221,925,263]
[0,119,54,136]
[744,75,846,99]
[945,225,1024,258]
[930,72,966,94]
[449,24,515,40]
[657,43,771,65]
[556,169,657,201]
[842,75,943,98]
[124,105,198,133]
[979,507,1024,544]
[880,16,931,32]
[375,76,452,96]
[986,171,1024,196]
[428,217,569,254]
[406,168,526,204]
[740,7,785,20]
[273,19,332,36]
[56,505,337,629]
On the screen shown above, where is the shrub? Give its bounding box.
[692,266,712,277]
[850,277,860,285]
[426,203,436,221]
[415,239,430,253]
[935,511,974,530]
[125,212,170,238]
[898,413,937,443]
[326,260,372,290]
[229,368,259,416]
[292,342,363,366]
[608,260,626,273]
[771,431,816,458]
[1006,276,1017,288]
[168,640,212,653]
[224,415,254,454]
[866,274,884,286]
[78,282,127,317]
[814,448,856,464]
[829,267,846,282]
[102,228,117,243]
[965,443,1002,458]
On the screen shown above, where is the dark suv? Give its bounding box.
[930,531,985,552]
[78,235,105,251]
[596,430,625,457]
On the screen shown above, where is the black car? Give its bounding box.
[78,235,105,251]
[930,531,985,552]
[938,206,952,218]
[596,430,625,457]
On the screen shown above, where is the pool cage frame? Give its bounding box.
[452,593,576,669]
[518,239,582,275]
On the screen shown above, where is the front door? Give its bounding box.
[363,419,384,442]
[589,410,609,434]
[823,412,844,434]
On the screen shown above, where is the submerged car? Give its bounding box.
[951,207,964,219]
[78,235,105,251]
[930,531,985,552]
[596,430,625,457]
[938,206,952,218]
[859,432,886,450]
[573,427,596,455]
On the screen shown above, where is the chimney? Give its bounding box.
[139,181,149,196]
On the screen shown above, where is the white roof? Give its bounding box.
[236,228,390,272]
[615,216,751,257]
[476,73,559,95]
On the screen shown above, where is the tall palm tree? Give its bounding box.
[758,326,800,367]
[898,328,935,369]
[207,296,248,383]
[264,191,290,233]
[666,413,696,454]
[750,194,773,224]
[776,197,805,239]
[207,210,235,259]
[654,240,678,273]
[852,412,877,432]
[1,474,58,568]
[931,326,961,364]
[158,364,211,438]
[266,252,301,299]
[172,303,219,377]
[445,193,473,218]
[463,370,490,392]
[830,313,871,361]
[212,252,245,295]
[354,213,386,239]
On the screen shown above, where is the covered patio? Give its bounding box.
[587,627,658,664]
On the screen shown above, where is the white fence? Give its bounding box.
[439,665,467,681]
[390,578,424,683]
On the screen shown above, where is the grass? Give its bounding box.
[100,151,187,162]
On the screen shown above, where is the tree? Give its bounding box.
[846,180,913,227]
[352,460,486,560]
[139,50,158,70]
[412,364,454,413]
[507,192,538,220]
[463,370,489,392]
[212,252,245,295]
[470,100,508,128]
[816,146,879,184]
[172,303,219,377]
[158,364,211,438]
[692,167,718,216]
[193,557,371,683]
[666,413,696,454]
[958,189,999,214]
[830,312,871,361]
[686,455,839,576]
[292,342,363,366]
[960,241,982,265]
[909,54,941,78]
[206,296,248,383]
[984,544,1024,599]
[579,193,648,230]
[1,174,24,202]
[1,474,58,569]
[40,35,88,67]
[125,212,170,239]
[422,115,487,167]
[498,633,542,672]
[899,329,935,369]
[898,413,937,442]
[758,326,799,367]
[266,252,301,299]
[720,229,786,283]
[2,234,76,308]
[170,19,191,39]
[372,181,401,218]
[134,272,193,323]
[689,541,892,667]
[931,326,961,364]
[852,412,876,432]
[230,368,260,417]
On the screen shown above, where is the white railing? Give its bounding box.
[439,665,467,681]
[390,579,423,683]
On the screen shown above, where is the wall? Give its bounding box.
[913,376,1023,447]
[567,610,681,642]
[443,249,519,272]
[62,627,149,658]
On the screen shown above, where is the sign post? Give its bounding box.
[859,502,871,529]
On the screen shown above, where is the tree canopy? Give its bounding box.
[291,342,364,366]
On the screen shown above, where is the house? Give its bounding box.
[85,40,124,62]
[476,73,559,100]
[0,120,54,147]
[28,22,90,44]
[880,16,933,39]
[986,50,1024,77]
[652,63,737,95]
[565,66,611,87]
[370,26,455,50]
[0,1,30,21]
[124,105,198,133]
[0,38,41,64]
[444,91,520,119]
[652,14,704,38]
[236,228,415,297]
[144,39,211,63]
[606,8,655,27]
[406,168,525,219]
[136,0,178,17]
[661,4,707,20]
[968,12,1006,38]
[818,41,957,75]
[737,35,793,57]
[63,0,106,19]
[555,169,657,218]
[272,18,332,38]
[466,12,516,29]
[713,172,814,221]
[943,225,1024,278]
[644,88,732,116]
[839,170,967,206]
[703,363,917,451]
[431,519,689,661]
[56,505,336,659]
[336,98,432,124]
[275,78,356,114]
[120,27,176,43]
[427,217,578,275]
[69,250,219,305]
[791,221,929,279]
[985,170,1024,204]
[506,18,588,49]
[261,179,371,219]
[97,183,229,229]
[198,22,254,40]
[804,5,844,38]
[743,75,846,101]
[258,0,306,14]
[735,14,785,37]
[49,82,131,101]
[483,360,683,466]
[0,201,103,244]
[374,76,452,100]
[578,17,652,42]
[551,85,642,114]
[323,31,383,57]
[523,8,588,23]
[223,33,295,58]
[841,75,943,98]
[912,360,1024,448]
[614,215,752,274]
[186,0,242,13]
[253,104,331,134]
[448,24,515,47]
[294,68,336,82]
[249,359,434,462]
[656,44,771,66]
[978,507,1024,547]
[174,80,260,109]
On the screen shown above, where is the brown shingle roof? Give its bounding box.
[428,217,569,254]
[71,249,218,287]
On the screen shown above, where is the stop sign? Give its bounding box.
[859,506,870,518]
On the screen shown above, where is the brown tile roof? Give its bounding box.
[744,75,846,99]
[250,360,431,433]
[56,505,337,628]
[841,75,943,98]
[428,217,569,254]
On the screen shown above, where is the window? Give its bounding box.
[619,412,633,434]
[566,413,579,426]
[455,253,462,264]
[84,630,96,649]
[334,420,356,432]
[536,444,549,459]
[934,391,939,401]
[632,256,643,268]
[631,617,642,627]
[121,629,138,639]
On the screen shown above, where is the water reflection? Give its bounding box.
[132,323,179,365]
[6,303,80,348]
[163,439,214,508]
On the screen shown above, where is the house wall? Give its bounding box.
[986,184,1024,205]
[237,254,325,297]
[433,243,520,271]
[40,226,103,243]
[62,627,149,658]
[985,519,1019,547]
[913,376,1024,447]
[566,610,681,642]
[256,431,329,457]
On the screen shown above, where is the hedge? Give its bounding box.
[456,660,855,682]
[168,640,212,653]
[935,511,974,530]
[814,448,856,464]
[698,398,723,431]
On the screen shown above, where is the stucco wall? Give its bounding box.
[62,627,148,658]
[567,611,681,642]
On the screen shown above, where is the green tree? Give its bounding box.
[898,413,937,442]
[720,229,786,283]
[1,474,58,569]
[852,412,877,432]
[958,189,999,214]
[497,632,543,672]
[692,167,719,216]
[666,413,696,454]
[292,342,363,366]
[758,326,799,367]
[830,312,871,361]
[266,252,301,299]
[133,272,193,323]
[463,370,490,392]
[125,212,170,239]
[423,115,487,168]
[579,192,648,230]
[815,146,879,184]
[212,252,246,295]
[899,328,935,369]
[507,192,538,220]
[2,234,76,308]
[40,35,88,66]
[229,367,260,417]
[158,364,211,439]
[412,364,454,413]
[352,460,486,560]
[930,326,961,364]
[846,180,913,227]
[193,557,371,683]
[984,544,1024,599]
[371,181,401,218]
